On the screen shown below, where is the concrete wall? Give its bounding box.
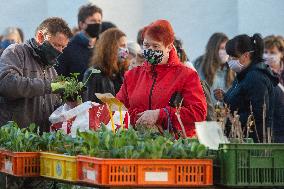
[1,0,284,60]
[0,0,85,40]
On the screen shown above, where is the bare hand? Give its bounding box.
[213,88,225,101]
[136,109,160,126]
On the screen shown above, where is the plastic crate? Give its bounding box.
[77,156,213,187]
[0,151,40,177]
[40,152,77,182]
[218,143,284,187]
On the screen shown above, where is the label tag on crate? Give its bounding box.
[4,160,13,173]
[56,161,62,177]
[145,172,168,182]
[87,170,96,181]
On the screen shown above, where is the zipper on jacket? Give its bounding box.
[149,66,157,110]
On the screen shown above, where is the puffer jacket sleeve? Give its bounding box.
[156,70,207,137]
[0,45,51,100]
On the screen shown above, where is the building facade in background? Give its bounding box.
[1,0,284,59]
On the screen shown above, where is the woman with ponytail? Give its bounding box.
[214,33,279,142]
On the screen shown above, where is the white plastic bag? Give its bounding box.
[195,121,229,150]
[49,101,129,137]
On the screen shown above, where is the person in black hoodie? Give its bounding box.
[56,4,103,81]
[215,34,279,142]
[83,28,129,103]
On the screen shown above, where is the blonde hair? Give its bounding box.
[264,35,284,63]
[2,27,22,43]
[127,41,141,56]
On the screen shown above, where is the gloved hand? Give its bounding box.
[136,109,160,126]
[51,81,70,93]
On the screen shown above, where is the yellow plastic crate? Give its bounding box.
[40,152,77,182]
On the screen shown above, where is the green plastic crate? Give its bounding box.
[218,143,284,187]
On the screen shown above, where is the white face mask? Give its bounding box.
[263,53,281,66]
[228,59,245,73]
[219,49,229,63]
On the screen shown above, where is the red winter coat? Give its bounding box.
[116,48,207,137]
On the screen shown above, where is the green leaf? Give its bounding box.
[196,144,207,158]
[28,123,36,133]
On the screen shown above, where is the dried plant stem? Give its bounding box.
[263,99,267,143]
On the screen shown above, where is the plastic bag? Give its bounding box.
[49,101,129,137]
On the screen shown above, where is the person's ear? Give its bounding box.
[166,43,173,53]
[35,31,45,45]
[247,52,253,59]
[241,52,249,61]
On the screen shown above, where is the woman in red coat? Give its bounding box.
[116,20,207,137]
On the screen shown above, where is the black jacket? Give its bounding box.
[55,32,93,81]
[83,67,124,103]
[273,84,284,142]
[224,62,279,142]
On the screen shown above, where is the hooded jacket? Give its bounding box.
[273,83,284,142]
[0,39,59,132]
[224,62,279,142]
[116,48,207,137]
[56,32,93,82]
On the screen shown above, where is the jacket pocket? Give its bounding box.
[23,68,40,79]
[30,70,39,79]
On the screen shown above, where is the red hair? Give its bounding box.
[142,19,175,46]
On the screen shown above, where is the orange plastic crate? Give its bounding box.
[0,151,40,177]
[77,156,213,187]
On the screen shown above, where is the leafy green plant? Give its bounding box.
[54,73,84,102]
[0,122,41,152]
[76,124,208,159]
[77,130,100,157]
[55,68,101,103]
[0,121,208,159]
[39,130,84,156]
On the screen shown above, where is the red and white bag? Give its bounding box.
[49,101,129,137]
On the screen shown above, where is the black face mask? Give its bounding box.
[85,23,101,38]
[38,41,61,67]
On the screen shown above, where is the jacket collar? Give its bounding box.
[26,38,57,69]
[26,38,41,58]
[237,61,279,86]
